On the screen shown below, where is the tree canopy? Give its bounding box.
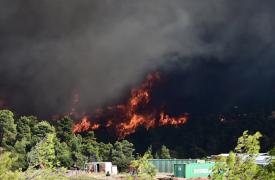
[0,110,17,150]
[212,131,264,180]
[112,140,135,171]
[0,109,274,179]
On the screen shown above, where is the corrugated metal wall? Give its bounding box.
[148,159,197,173]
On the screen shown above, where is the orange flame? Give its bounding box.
[72,72,188,138]
[159,112,188,126]
[73,116,90,133]
[91,123,100,130]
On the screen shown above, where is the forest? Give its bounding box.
[0,109,172,179]
[1,109,275,179]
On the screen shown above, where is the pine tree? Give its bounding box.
[144,145,154,159]
[159,145,171,159]
[56,116,73,143]
[112,140,135,171]
[82,131,99,162]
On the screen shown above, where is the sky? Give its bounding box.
[1,0,275,117]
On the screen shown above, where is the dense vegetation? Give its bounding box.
[1,109,275,179]
[0,109,166,179]
[212,131,275,179]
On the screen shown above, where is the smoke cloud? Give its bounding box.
[0,0,275,117]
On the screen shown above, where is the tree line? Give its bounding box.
[0,109,275,179]
[0,109,170,177]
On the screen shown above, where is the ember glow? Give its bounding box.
[72,72,188,138]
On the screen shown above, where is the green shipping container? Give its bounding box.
[174,162,215,178]
[148,159,196,173]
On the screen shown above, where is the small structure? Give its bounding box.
[85,162,114,174]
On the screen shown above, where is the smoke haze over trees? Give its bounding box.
[1,1,275,179]
[1,0,275,117]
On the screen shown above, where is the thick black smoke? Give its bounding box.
[1,0,275,117]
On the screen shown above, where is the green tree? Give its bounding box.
[0,110,17,150]
[12,138,29,170]
[256,162,275,180]
[82,131,99,162]
[16,116,32,142]
[26,116,39,134]
[31,121,55,146]
[255,145,275,179]
[56,116,74,143]
[144,145,153,159]
[0,152,20,180]
[112,140,135,172]
[154,152,159,159]
[212,130,262,180]
[27,133,58,168]
[268,147,275,156]
[159,145,171,159]
[226,151,237,178]
[98,142,113,161]
[235,131,262,154]
[13,116,39,171]
[211,157,227,180]
[69,134,87,168]
[55,140,73,168]
[130,153,157,180]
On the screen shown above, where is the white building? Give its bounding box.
[84,162,118,175]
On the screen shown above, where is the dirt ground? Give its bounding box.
[155,173,209,180]
[68,172,209,180]
[69,172,128,180]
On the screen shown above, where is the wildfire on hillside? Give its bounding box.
[72,72,188,138]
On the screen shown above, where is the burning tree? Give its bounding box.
[72,72,188,138]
